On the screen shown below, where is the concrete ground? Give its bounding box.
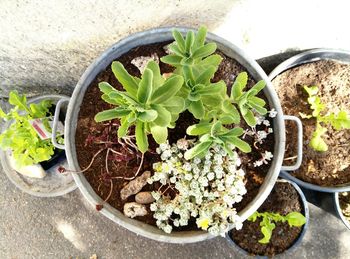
[1,0,350,258]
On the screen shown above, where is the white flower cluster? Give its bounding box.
[253,151,274,167]
[148,139,246,236]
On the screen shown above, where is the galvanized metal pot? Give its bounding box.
[0,95,76,197]
[334,192,350,230]
[269,48,350,193]
[53,27,302,243]
[225,178,309,257]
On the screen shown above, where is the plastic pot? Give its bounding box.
[52,27,302,243]
[0,95,76,197]
[225,178,309,257]
[334,192,350,230]
[269,48,350,193]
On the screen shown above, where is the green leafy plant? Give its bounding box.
[248,211,306,244]
[161,26,226,119]
[0,91,56,166]
[94,61,185,153]
[229,72,267,126]
[301,85,350,152]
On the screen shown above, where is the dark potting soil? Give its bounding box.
[75,42,275,229]
[273,60,350,186]
[230,181,304,256]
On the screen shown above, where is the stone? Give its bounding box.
[120,171,151,200]
[123,202,147,218]
[131,53,159,74]
[135,192,155,204]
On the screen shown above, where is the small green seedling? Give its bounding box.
[95,61,185,153]
[248,211,306,244]
[301,85,350,152]
[229,72,267,127]
[0,91,56,166]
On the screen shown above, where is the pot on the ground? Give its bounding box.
[0,95,76,197]
[225,178,309,257]
[269,48,350,193]
[334,192,350,230]
[53,27,302,243]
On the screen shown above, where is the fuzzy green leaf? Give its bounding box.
[242,109,256,127]
[94,108,130,122]
[112,61,139,97]
[135,121,148,153]
[184,141,212,160]
[99,82,116,95]
[117,116,131,138]
[191,43,217,60]
[152,105,171,127]
[145,61,164,88]
[185,31,195,53]
[138,109,158,122]
[150,124,168,144]
[160,55,183,66]
[222,135,251,153]
[231,72,248,100]
[163,96,185,114]
[188,100,205,119]
[172,30,186,52]
[137,68,153,103]
[186,122,212,136]
[196,66,216,85]
[194,26,207,49]
[285,212,306,227]
[151,75,184,104]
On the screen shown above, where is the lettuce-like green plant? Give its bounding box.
[95,61,185,153]
[248,211,306,244]
[161,26,226,119]
[300,85,350,152]
[0,91,56,166]
[229,72,267,127]
[185,120,250,160]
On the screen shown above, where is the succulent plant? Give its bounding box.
[95,61,185,152]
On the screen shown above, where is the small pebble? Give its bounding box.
[120,171,151,200]
[124,202,148,218]
[135,191,155,204]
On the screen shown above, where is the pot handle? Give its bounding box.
[52,97,70,150]
[281,115,303,171]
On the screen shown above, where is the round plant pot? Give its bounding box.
[269,48,350,193]
[55,27,302,243]
[225,178,309,257]
[334,192,350,230]
[0,95,76,197]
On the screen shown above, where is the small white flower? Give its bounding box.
[183,163,192,171]
[193,157,201,164]
[269,108,277,118]
[264,151,273,161]
[257,130,267,140]
[207,172,215,181]
[176,138,189,150]
[253,160,263,167]
[268,127,273,133]
[263,120,270,126]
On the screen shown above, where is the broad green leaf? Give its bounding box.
[137,109,158,122]
[250,80,266,93]
[163,96,185,114]
[221,127,244,137]
[231,72,248,100]
[94,108,130,122]
[221,135,251,153]
[9,91,30,113]
[194,81,226,96]
[99,82,116,95]
[137,68,153,103]
[101,93,124,106]
[259,225,274,244]
[183,65,195,86]
[168,43,184,57]
[219,113,239,124]
[152,105,171,127]
[188,100,204,119]
[145,61,164,87]
[150,124,168,144]
[151,75,184,104]
[111,61,139,97]
[160,55,183,66]
[172,30,186,52]
[309,125,328,152]
[191,43,217,60]
[249,96,266,107]
[194,26,207,49]
[185,31,195,54]
[29,100,52,118]
[194,54,222,71]
[285,212,306,227]
[249,101,268,115]
[186,122,211,136]
[135,121,148,153]
[303,85,319,96]
[184,141,212,160]
[196,66,216,84]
